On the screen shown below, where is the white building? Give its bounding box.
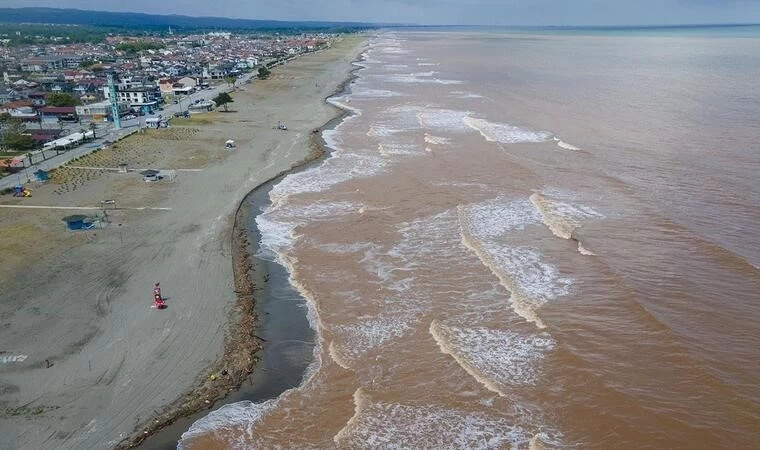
[102,84,161,107]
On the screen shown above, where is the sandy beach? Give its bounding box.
[0,35,365,450]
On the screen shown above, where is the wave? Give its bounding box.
[334,388,532,449]
[178,400,276,448]
[352,88,405,98]
[463,116,552,144]
[458,199,573,328]
[529,192,604,251]
[329,314,417,369]
[387,73,464,84]
[430,321,555,396]
[450,90,485,99]
[553,137,581,151]
[424,133,452,145]
[256,201,361,257]
[417,108,472,132]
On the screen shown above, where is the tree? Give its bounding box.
[212,92,234,112]
[1,119,35,151]
[257,66,271,80]
[224,76,237,90]
[47,92,81,107]
[89,122,97,139]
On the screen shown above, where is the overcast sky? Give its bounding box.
[5,0,760,25]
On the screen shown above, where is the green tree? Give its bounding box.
[212,92,234,112]
[1,119,35,151]
[89,122,97,139]
[224,76,237,89]
[47,92,81,107]
[257,66,271,80]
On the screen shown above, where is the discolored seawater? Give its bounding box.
[181,30,760,449]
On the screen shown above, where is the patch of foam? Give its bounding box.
[330,315,416,368]
[268,151,388,204]
[451,90,485,99]
[553,137,581,151]
[257,201,361,257]
[377,142,421,156]
[178,399,276,448]
[387,73,463,85]
[430,321,555,395]
[334,389,530,449]
[418,108,472,132]
[460,197,542,238]
[577,242,595,256]
[327,96,361,115]
[529,192,604,240]
[418,62,440,66]
[463,116,551,144]
[424,133,451,145]
[353,88,405,98]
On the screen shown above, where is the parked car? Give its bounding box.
[173,111,189,118]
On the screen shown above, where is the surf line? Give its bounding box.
[128,41,370,450]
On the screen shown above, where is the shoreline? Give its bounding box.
[121,40,367,449]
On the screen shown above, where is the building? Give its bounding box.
[75,100,129,121]
[203,63,235,80]
[0,88,20,104]
[102,84,161,108]
[27,92,47,107]
[39,106,78,122]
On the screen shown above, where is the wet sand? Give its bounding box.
[0,35,366,450]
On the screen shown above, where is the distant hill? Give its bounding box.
[0,7,382,31]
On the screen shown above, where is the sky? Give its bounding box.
[4,0,760,26]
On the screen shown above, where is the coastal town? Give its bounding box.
[0,28,333,183]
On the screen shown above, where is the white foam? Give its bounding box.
[458,198,573,327]
[387,73,464,85]
[424,133,451,145]
[529,192,604,240]
[352,88,405,98]
[418,62,440,66]
[463,116,552,144]
[418,108,472,132]
[330,315,416,368]
[257,201,361,257]
[335,389,530,449]
[554,137,581,151]
[430,321,555,395]
[378,142,421,156]
[327,96,361,115]
[268,151,388,205]
[451,90,485,99]
[178,400,276,448]
[460,197,542,238]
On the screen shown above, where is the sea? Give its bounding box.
[179,27,760,448]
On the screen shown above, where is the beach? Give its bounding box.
[0,34,366,450]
